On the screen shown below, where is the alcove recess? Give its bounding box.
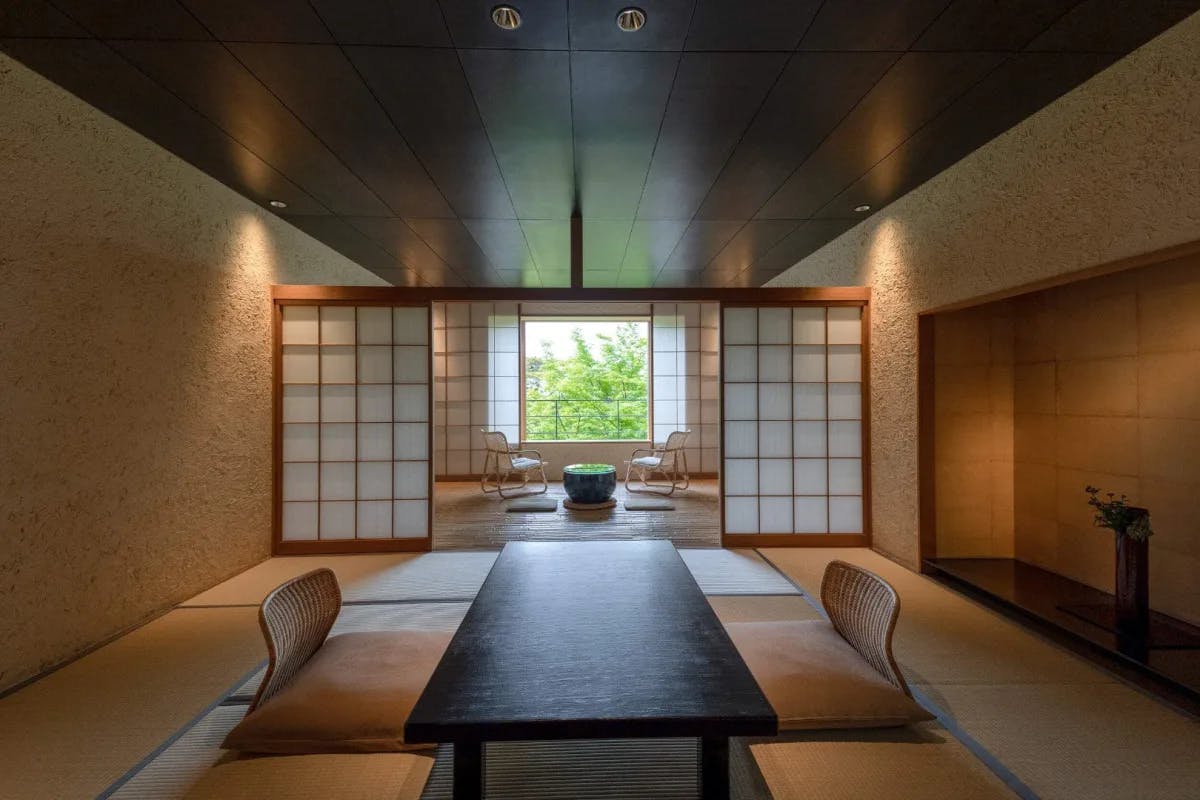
[920,246,1200,703]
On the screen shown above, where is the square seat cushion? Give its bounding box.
[223,630,453,754]
[724,620,932,730]
[183,753,433,799]
[632,456,662,468]
[510,457,541,470]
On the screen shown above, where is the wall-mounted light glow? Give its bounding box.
[492,5,522,29]
[616,7,646,31]
[269,200,288,209]
[854,204,871,213]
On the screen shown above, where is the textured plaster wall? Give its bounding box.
[767,12,1200,567]
[0,53,384,691]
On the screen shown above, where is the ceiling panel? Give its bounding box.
[52,0,212,40]
[735,218,860,280]
[0,0,87,36]
[696,51,898,220]
[702,219,802,278]
[655,269,711,287]
[756,51,1006,219]
[405,218,501,282]
[441,0,569,49]
[181,0,333,43]
[286,216,422,286]
[619,219,691,277]
[582,220,636,272]
[913,0,1080,51]
[308,0,450,46]
[815,51,1120,219]
[348,47,516,219]
[230,43,453,218]
[538,272,572,288]
[0,38,328,215]
[458,49,574,220]
[799,0,951,51]
[347,216,468,285]
[1026,0,1200,53]
[661,220,745,272]
[571,51,677,219]
[520,219,572,274]
[570,0,697,51]
[684,0,822,51]
[637,52,789,220]
[115,41,390,216]
[2,0,1184,287]
[462,219,536,272]
[584,271,621,287]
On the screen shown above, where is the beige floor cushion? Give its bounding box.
[725,620,933,730]
[183,753,434,799]
[223,630,452,754]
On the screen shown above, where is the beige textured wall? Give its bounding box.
[1010,253,1200,625]
[767,12,1200,566]
[0,53,385,691]
[933,303,1015,558]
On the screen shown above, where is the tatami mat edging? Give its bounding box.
[756,548,1039,800]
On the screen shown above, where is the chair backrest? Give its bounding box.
[481,430,514,470]
[250,568,341,711]
[662,430,690,451]
[820,560,911,696]
[659,430,690,467]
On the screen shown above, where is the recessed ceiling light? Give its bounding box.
[492,5,521,30]
[853,204,871,213]
[616,7,646,32]
[269,200,288,209]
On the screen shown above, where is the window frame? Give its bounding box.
[519,314,653,444]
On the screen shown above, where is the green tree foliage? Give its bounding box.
[525,322,648,440]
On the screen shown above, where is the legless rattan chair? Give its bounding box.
[819,560,911,695]
[722,560,930,730]
[223,568,452,755]
[479,430,549,498]
[624,430,690,495]
[249,567,341,713]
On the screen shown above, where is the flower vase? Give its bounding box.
[1114,533,1149,637]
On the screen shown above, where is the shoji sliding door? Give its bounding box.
[651,302,721,474]
[432,302,520,478]
[277,303,432,553]
[721,304,869,544]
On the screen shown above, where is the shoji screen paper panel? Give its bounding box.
[722,305,866,540]
[432,302,518,478]
[279,304,431,552]
[651,302,720,474]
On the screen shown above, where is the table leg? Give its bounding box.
[699,736,730,800]
[453,740,484,800]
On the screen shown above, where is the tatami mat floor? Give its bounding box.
[3,547,1197,799]
[758,548,1200,800]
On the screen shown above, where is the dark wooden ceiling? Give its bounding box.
[3,1,1196,288]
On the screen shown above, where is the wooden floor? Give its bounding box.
[432,479,720,550]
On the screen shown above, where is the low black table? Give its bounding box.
[405,540,777,799]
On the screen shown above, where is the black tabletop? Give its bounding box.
[405,540,777,743]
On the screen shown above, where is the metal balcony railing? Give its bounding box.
[524,398,649,441]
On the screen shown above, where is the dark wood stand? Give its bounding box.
[924,557,1200,715]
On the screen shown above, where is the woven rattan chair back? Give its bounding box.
[820,560,911,696]
[660,430,690,468]
[482,430,515,470]
[250,568,341,711]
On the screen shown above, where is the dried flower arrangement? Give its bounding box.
[1085,486,1153,541]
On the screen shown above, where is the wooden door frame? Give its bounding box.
[272,286,871,553]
